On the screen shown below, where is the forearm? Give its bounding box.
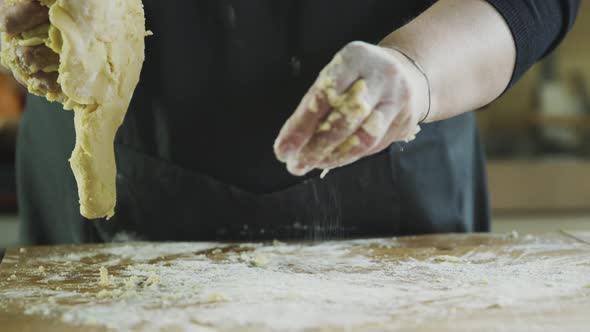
[380,0,516,123]
[276,0,578,174]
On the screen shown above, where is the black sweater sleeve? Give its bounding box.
[485,0,580,87]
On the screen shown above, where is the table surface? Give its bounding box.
[1,232,590,332]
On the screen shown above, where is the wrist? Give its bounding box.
[380,45,432,124]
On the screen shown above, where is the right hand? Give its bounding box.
[0,0,60,94]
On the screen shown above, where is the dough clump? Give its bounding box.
[0,0,148,219]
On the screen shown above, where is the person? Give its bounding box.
[0,0,580,245]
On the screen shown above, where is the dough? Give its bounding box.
[124,275,140,289]
[238,252,270,267]
[144,274,160,288]
[0,0,148,219]
[98,266,112,286]
[432,255,463,263]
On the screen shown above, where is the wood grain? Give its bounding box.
[1,233,589,332]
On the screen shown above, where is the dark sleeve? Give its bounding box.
[485,0,580,87]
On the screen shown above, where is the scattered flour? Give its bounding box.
[97,289,124,299]
[1,236,589,331]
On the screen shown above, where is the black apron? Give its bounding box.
[16,0,490,245]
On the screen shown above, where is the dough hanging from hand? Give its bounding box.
[0,0,148,219]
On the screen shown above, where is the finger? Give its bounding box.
[296,79,376,168]
[274,91,331,163]
[274,53,358,163]
[315,129,376,170]
[0,0,49,35]
[15,45,59,73]
[29,71,60,94]
[316,102,403,169]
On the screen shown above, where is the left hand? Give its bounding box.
[0,0,61,94]
[274,41,429,176]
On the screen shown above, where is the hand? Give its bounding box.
[0,0,60,94]
[274,41,429,176]
[0,0,48,34]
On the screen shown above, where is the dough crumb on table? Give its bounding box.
[124,275,141,289]
[432,255,464,263]
[251,254,270,267]
[208,294,228,303]
[144,275,161,288]
[272,239,286,246]
[98,266,112,287]
[239,253,270,267]
[524,234,535,241]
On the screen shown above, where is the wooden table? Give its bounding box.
[1,232,590,331]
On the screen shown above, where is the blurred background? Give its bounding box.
[478,2,590,233]
[0,3,589,247]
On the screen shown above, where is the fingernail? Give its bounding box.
[274,138,292,156]
[277,143,297,161]
[286,159,311,176]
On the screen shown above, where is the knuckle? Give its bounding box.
[396,79,410,99]
[340,41,374,60]
[344,41,371,52]
[382,57,401,75]
[357,130,378,150]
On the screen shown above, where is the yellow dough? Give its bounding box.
[1,0,148,219]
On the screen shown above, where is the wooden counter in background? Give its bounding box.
[487,160,590,212]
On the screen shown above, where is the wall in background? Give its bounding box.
[477,1,590,146]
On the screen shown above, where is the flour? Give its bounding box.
[96,289,124,299]
[1,236,590,332]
